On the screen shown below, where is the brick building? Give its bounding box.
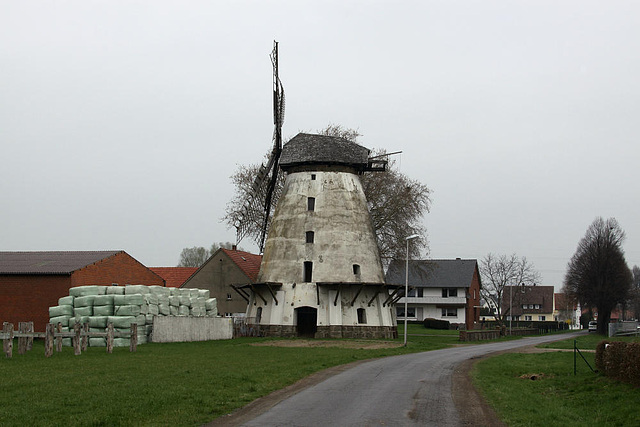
[0,251,164,330]
[149,267,198,288]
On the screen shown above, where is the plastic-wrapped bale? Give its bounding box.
[158,304,170,316]
[108,316,137,329]
[198,289,210,299]
[178,305,190,316]
[93,305,114,316]
[114,294,144,306]
[93,295,114,306]
[179,296,191,307]
[74,295,96,308]
[62,338,72,347]
[190,306,204,317]
[157,295,170,306]
[89,327,105,333]
[106,286,125,295]
[169,306,179,316]
[149,286,170,297]
[148,304,159,316]
[88,316,109,328]
[135,315,146,326]
[143,294,159,305]
[49,315,71,327]
[178,288,191,297]
[69,316,90,326]
[49,305,73,317]
[58,295,74,306]
[89,337,106,347]
[205,298,218,316]
[69,286,107,297]
[125,285,150,295]
[145,314,154,324]
[145,324,153,335]
[114,305,141,316]
[113,338,130,347]
[188,288,200,298]
[169,296,180,307]
[73,306,93,317]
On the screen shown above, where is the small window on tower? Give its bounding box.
[307,197,315,211]
[353,264,360,275]
[304,261,313,282]
[311,174,316,180]
[306,231,314,243]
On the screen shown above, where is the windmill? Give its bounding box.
[235,41,285,253]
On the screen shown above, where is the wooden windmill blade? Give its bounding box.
[235,41,285,252]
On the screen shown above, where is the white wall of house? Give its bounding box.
[396,286,467,324]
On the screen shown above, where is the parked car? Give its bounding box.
[588,320,597,332]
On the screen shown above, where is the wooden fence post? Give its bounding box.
[106,323,114,354]
[81,322,89,352]
[56,323,63,352]
[45,323,54,358]
[26,322,34,351]
[18,322,27,355]
[72,323,81,356]
[2,322,13,358]
[130,323,137,353]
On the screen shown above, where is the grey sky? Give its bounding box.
[2,1,638,289]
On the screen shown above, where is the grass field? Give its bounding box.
[473,333,640,426]
[0,325,459,427]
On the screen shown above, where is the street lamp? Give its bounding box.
[404,234,419,347]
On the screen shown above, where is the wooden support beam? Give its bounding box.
[383,287,401,307]
[231,285,250,303]
[333,287,341,306]
[251,285,268,305]
[350,284,365,306]
[316,284,320,306]
[266,284,279,305]
[367,286,382,307]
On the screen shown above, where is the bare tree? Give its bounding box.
[177,246,209,267]
[210,242,240,254]
[479,253,542,328]
[563,217,633,335]
[222,125,431,262]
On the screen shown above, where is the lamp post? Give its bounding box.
[404,234,419,347]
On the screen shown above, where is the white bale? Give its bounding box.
[107,316,136,329]
[205,298,217,311]
[74,306,93,317]
[49,305,73,317]
[198,289,210,299]
[114,294,144,306]
[188,289,200,298]
[93,295,115,306]
[69,286,106,297]
[106,286,125,295]
[178,305,190,316]
[125,285,150,295]
[58,296,74,305]
[169,296,180,307]
[93,305,114,316]
[170,306,179,316]
[114,305,141,316]
[49,315,71,326]
[88,316,108,328]
[73,296,95,307]
[158,304,170,316]
[143,294,159,305]
[148,304,159,315]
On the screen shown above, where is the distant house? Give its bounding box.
[501,285,554,322]
[149,267,198,288]
[553,292,579,325]
[0,251,164,330]
[385,259,482,330]
[181,247,262,317]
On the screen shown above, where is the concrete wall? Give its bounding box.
[151,316,233,342]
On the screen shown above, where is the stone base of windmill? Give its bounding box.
[260,325,397,340]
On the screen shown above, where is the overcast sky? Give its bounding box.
[2,1,638,289]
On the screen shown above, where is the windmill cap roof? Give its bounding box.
[279,133,370,169]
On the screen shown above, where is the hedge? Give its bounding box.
[595,340,640,387]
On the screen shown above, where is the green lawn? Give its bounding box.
[473,334,640,426]
[0,329,456,427]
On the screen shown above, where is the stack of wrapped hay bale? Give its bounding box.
[48,285,218,347]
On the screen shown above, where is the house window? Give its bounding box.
[226,293,232,301]
[522,304,527,309]
[357,308,367,324]
[417,288,423,298]
[442,288,457,298]
[441,308,457,317]
[534,304,540,309]
[307,197,315,211]
[304,261,313,282]
[396,307,416,318]
[528,304,534,309]
[353,264,360,275]
[306,231,314,243]
[311,174,316,180]
[407,288,416,297]
[524,315,532,321]
[539,315,546,321]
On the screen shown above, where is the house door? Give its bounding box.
[295,306,317,338]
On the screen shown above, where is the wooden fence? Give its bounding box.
[1,321,137,359]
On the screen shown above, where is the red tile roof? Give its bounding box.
[150,267,198,287]
[221,248,262,282]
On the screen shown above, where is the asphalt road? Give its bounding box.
[241,331,585,427]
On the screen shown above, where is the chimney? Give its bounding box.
[232,244,237,251]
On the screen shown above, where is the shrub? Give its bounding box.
[596,340,640,387]
[423,318,450,330]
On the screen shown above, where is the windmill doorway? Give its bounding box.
[295,306,317,337]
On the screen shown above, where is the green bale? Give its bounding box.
[148,304,159,315]
[158,304,170,316]
[114,294,144,306]
[73,306,93,317]
[170,306,179,316]
[125,285,150,295]
[198,289,210,299]
[58,296,74,305]
[135,315,146,326]
[113,338,130,347]
[107,316,137,329]
[69,286,106,297]
[89,327,105,333]
[143,294,159,305]
[178,305,190,316]
[49,315,71,326]
[93,305,114,316]
[106,286,125,295]
[179,296,191,307]
[88,316,109,328]
[62,338,72,347]
[89,337,106,347]
[169,296,180,307]
[49,305,73,317]
[73,295,96,307]
[114,305,141,316]
[157,295,170,306]
[205,298,217,311]
[93,295,115,306]
[145,314,154,324]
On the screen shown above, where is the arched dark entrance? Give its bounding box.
[295,306,317,337]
